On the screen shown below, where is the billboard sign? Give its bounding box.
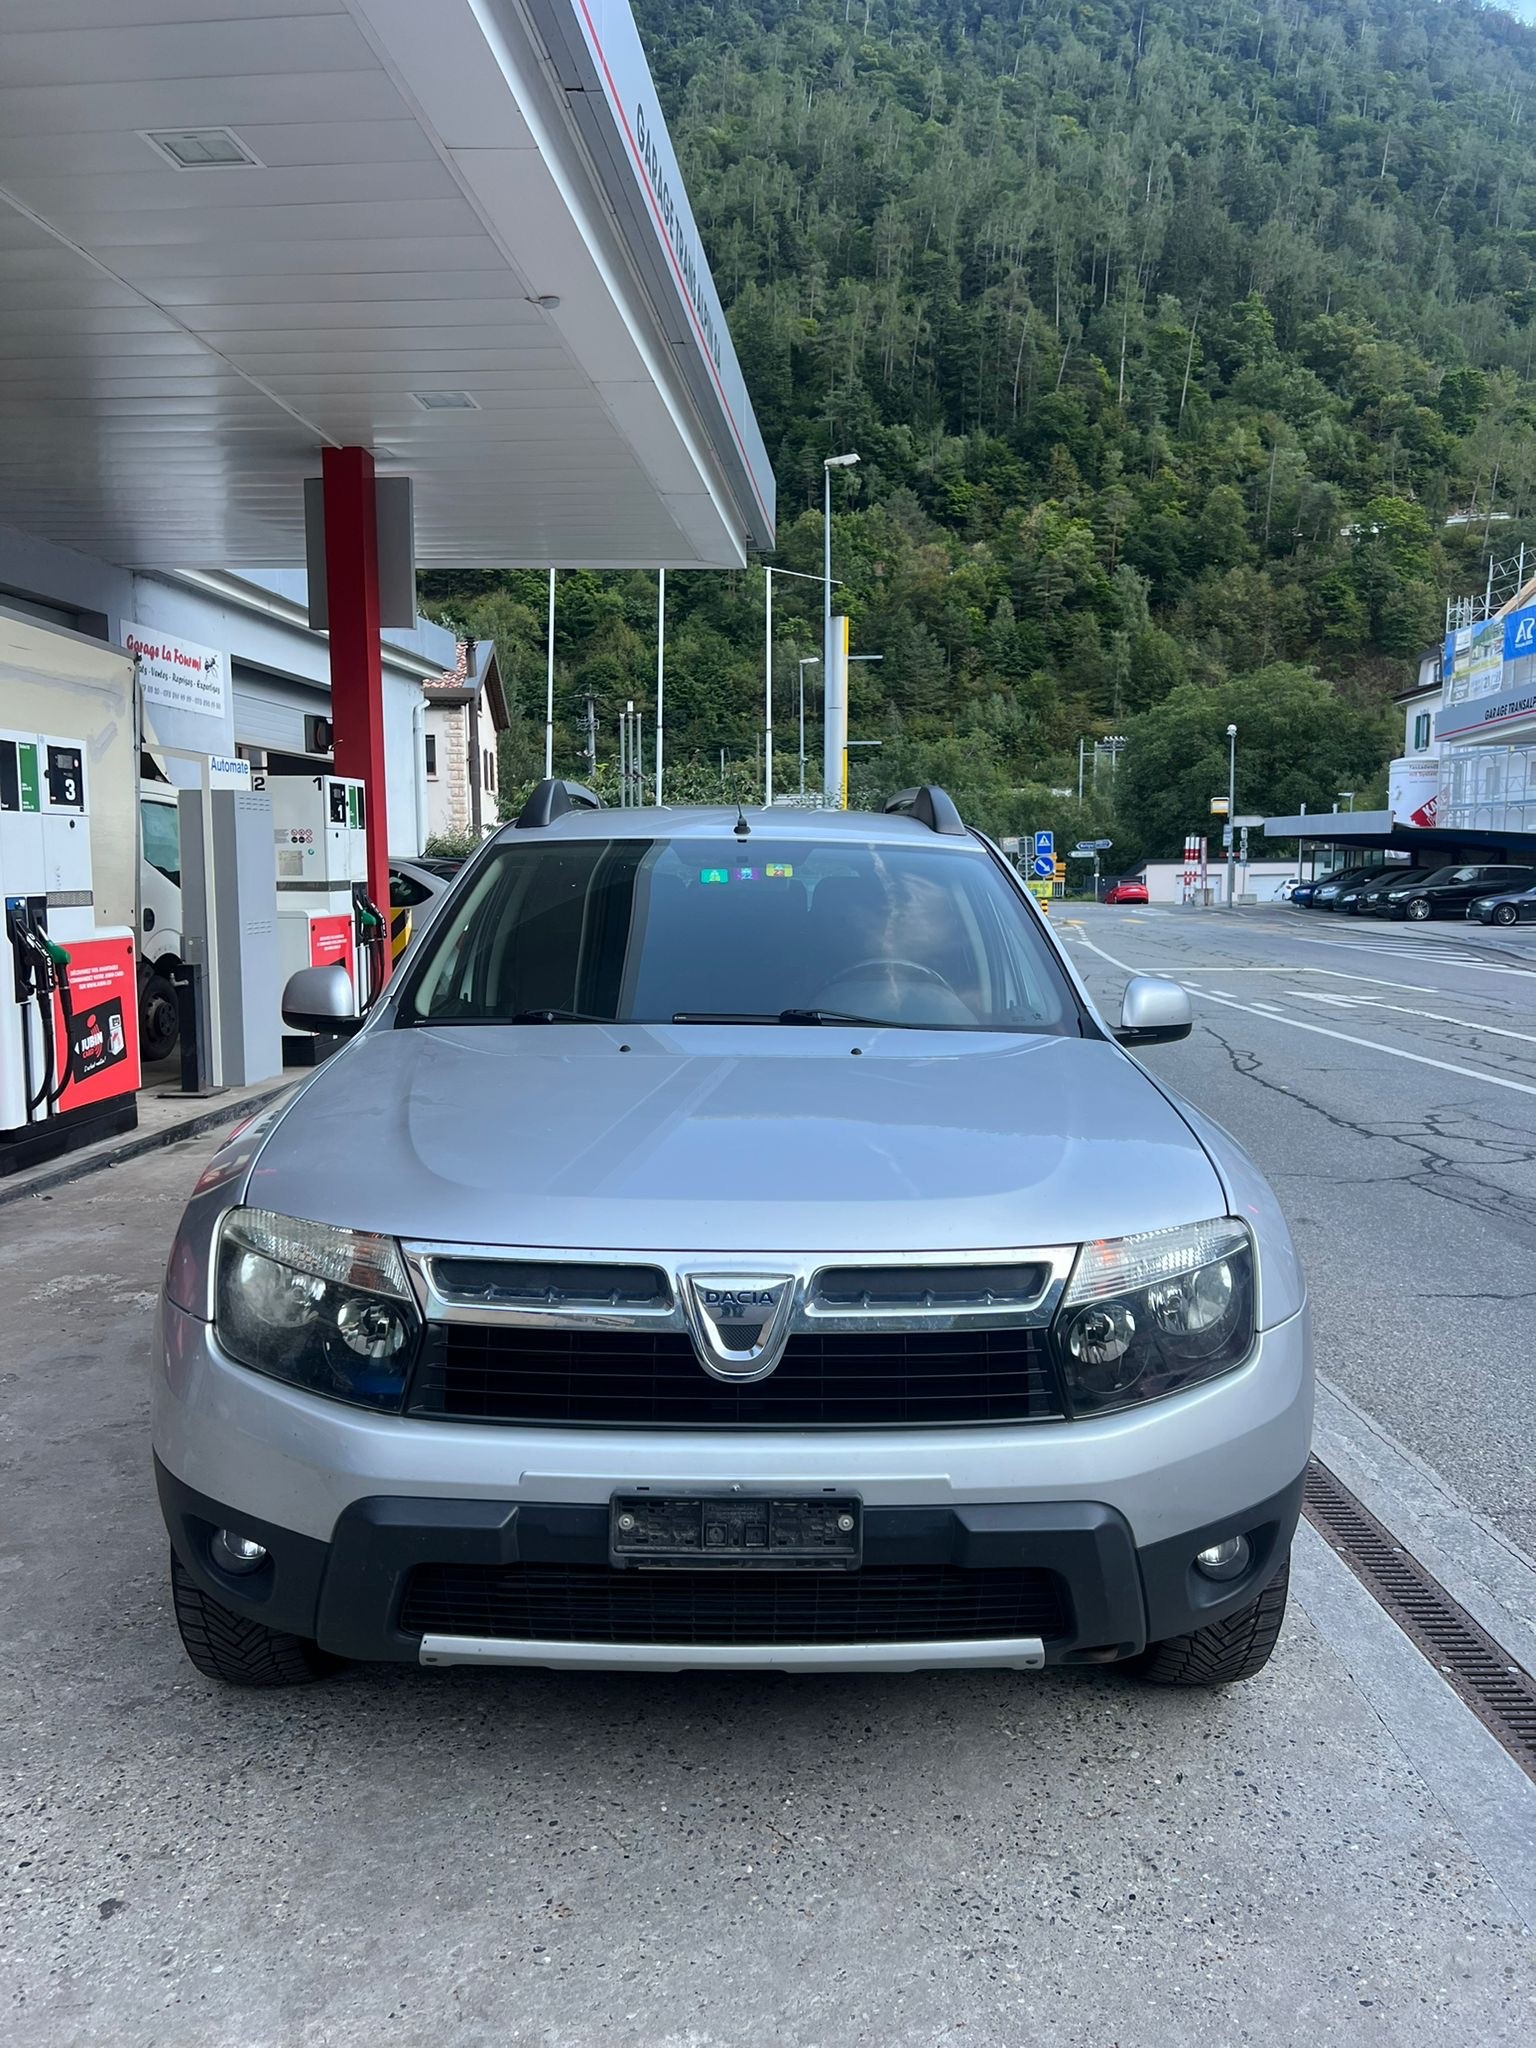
[123,623,226,723]
[1388,756,1440,828]
[1436,604,1536,740]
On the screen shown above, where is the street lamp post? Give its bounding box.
[823,452,859,803]
[1226,723,1238,907]
[797,656,818,796]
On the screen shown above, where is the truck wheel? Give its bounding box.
[139,972,180,1062]
[1132,1558,1289,1687]
[170,1554,340,1688]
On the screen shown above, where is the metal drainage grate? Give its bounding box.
[1303,1459,1536,1782]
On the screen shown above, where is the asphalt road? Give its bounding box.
[1059,902,1536,1554]
[3,951,1536,2046]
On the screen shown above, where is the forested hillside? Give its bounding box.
[422,0,1536,857]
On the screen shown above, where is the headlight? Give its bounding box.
[214,1207,419,1411]
[1053,1218,1255,1416]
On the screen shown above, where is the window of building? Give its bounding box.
[1413,713,1432,751]
[424,733,438,778]
[484,747,496,792]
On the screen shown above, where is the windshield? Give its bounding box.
[400,835,1078,1034]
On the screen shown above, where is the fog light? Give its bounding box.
[210,1528,268,1575]
[1195,1534,1250,1581]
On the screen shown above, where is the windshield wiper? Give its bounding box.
[670,1009,903,1028]
[777,1008,900,1027]
[508,1007,611,1024]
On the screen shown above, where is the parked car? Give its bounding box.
[1102,878,1149,905]
[1308,866,1387,911]
[1381,863,1536,921]
[155,781,1310,1694]
[1288,878,1320,906]
[1468,883,1536,927]
[1355,867,1436,917]
[388,855,464,966]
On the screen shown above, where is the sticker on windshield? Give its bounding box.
[700,867,729,885]
[766,863,793,879]
[736,867,757,882]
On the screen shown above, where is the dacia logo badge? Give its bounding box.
[681,1273,797,1382]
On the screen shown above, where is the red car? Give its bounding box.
[1102,879,1149,905]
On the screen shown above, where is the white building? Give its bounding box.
[0,527,457,853]
[422,642,510,844]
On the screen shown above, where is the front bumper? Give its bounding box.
[154,1298,1311,1672]
[157,1457,1304,1671]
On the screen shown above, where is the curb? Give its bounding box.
[0,1079,293,1210]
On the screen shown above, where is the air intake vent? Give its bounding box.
[426,1259,671,1314]
[812,1263,1051,1313]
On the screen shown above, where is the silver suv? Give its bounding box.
[155,783,1310,1690]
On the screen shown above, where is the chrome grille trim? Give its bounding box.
[401,1243,1077,1334]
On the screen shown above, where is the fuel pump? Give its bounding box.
[1,728,140,1172]
[270,772,382,1057]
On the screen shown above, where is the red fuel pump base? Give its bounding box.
[0,1093,138,1176]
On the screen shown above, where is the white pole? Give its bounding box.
[823,466,834,797]
[798,659,811,795]
[764,567,774,807]
[544,567,555,779]
[619,708,627,807]
[654,566,665,806]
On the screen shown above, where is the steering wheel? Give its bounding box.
[823,957,952,989]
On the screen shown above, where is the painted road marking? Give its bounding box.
[1070,929,1536,1102]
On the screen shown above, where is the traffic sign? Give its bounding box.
[1074,838,1113,851]
[1000,835,1020,853]
[1067,849,1096,860]
[1031,828,1054,878]
[1209,796,1230,816]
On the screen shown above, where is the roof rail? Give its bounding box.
[883,785,966,837]
[514,777,604,829]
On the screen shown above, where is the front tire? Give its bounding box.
[1494,903,1518,927]
[1132,1558,1290,1687]
[1405,897,1432,922]
[138,971,180,1062]
[170,1553,340,1688]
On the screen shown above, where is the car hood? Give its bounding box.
[245,1024,1224,1255]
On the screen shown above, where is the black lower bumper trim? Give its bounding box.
[154,1459,1305,1667]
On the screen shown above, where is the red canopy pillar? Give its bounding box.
[321,445,392,989]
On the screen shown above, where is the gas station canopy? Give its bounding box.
[0,0,774,570]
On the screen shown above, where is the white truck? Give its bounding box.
[137,784,185,1062]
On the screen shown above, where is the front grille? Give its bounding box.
[408,1325,1065,1428]
[399,1562,1070,1645]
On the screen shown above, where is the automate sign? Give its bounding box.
[123,623,225,723]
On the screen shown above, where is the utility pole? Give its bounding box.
[584,694,596,781]
[654,566,665,805]
[764,567,773,807]
[1078,737,1085,802]
[544,567,556,778]
[1226,723,1238,907]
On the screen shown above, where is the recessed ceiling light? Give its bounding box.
[410,390,480,410]
[141,126,262,170]
[532,295,561,311]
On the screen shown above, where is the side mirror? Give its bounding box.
[281,964,362,1037]
[1115,974,1192,1047]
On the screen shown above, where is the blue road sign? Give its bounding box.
[1032,829,1054,879]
